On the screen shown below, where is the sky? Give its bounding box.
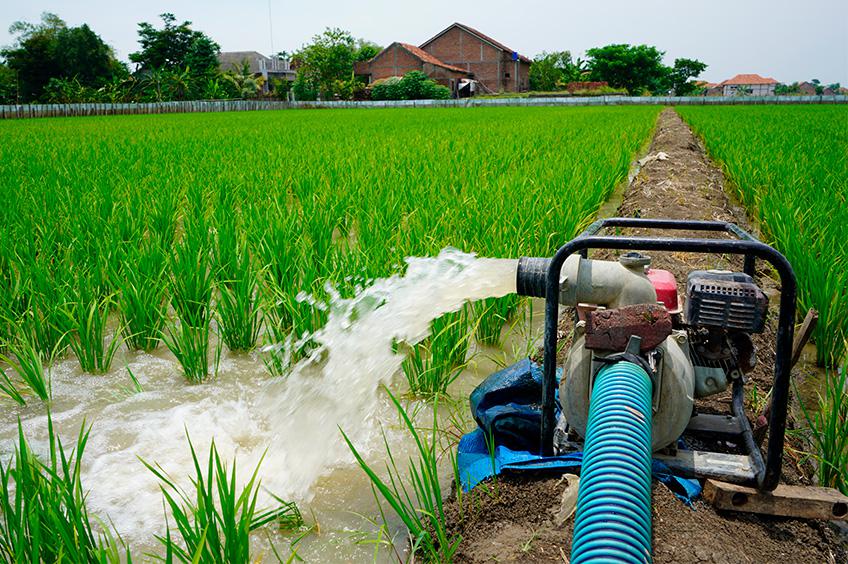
[0,0,846,85]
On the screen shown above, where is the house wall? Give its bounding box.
[360,44,424,83]
[422,27,529,93]
[423,63,470,90]
[722,83,776,96]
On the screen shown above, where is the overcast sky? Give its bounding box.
[0,0,846,85]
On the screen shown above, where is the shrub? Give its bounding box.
[371,72,451,101]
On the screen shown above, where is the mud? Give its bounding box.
[442,109,847,563]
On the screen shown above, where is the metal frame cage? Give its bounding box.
[540,217,797,491]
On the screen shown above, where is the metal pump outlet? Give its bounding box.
[518,250,771,453]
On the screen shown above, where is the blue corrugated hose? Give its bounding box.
[570,361,653,563]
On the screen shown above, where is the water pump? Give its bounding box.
[511,217,797,563]
[518,252,769,453]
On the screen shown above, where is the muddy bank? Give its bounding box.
[442,109,846,563]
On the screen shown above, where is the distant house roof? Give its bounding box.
[362,42,472,75]
[420,22,532,64]
[396,42,471,74]
[719,73,778,86]
[218,51,291,74]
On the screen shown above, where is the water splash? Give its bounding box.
[0,248,518,552]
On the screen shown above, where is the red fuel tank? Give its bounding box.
[647,269,680,313]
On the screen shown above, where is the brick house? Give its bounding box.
[355,23,531,95]
[419,23,531,93]
[717,74,778,96]
[353,42,472,90]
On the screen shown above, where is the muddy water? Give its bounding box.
[0,249,544,561]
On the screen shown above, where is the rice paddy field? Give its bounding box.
[678,105,848,364]
[0,105,660,559]
[1,103,845,561]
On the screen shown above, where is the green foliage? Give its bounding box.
[292,28,381,100]
[679,106,848,364]
[668,58,708,96]
[798,359,848,495]
[0,415,129,562]
[370,71,451,101]
[0,333,52,403]
[130,13,219,74]
[341,388,461,562]
[585,44,706,95]
[0,62,16,104]
[529,51,584,91]
[1,13,126,102]
[142,436,303,563]
[0,106,659,382]
[401,309,471,398]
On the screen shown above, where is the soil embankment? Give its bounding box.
[442,109,846,563]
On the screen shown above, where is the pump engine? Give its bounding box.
[518,252,769,452]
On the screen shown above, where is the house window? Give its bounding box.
[505,72,510,78]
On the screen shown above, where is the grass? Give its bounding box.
[0,333,52,403]
[797,357,848,495]
[116,238,169,352]
[0,106,659,380]
[341,388,460,562]
[142,435,303,563]
[163,318,220,383]
[0,414,129,562]
[401,309,472,399]
[677,105,848,365]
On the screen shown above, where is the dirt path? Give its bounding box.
[442,109,846,564]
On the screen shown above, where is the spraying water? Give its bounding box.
[0,248,518,555]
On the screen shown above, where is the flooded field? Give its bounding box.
[0,250,544,561]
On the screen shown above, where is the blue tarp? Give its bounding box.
[459,358,702,506]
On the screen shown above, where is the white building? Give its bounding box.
[718,74,778,96]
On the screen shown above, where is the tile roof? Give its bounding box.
[719,73,778,86]
[421,22,532,64]
[396,43,472,74]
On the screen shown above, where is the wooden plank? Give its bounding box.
[790,308,819,369]
[655,450,756,484]
[685,414,743,436]
[703,479,848,520]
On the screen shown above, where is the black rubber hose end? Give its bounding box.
[516,256,551,298]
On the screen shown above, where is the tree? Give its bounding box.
[586,44,668,95]
[667,58,708,95]
[354,40,381,62]
[292,28,380,100]
[0,62,19,103]
[2,13,125,101]
[130,13,219,75]
[529,51,584,91]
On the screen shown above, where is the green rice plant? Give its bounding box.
[117,239,169,351]
[170,230,214,330]
[66,284,123,374]
[0,368,25,405]
[23,261,73,360]
[0,415,129,562]
[678,106,848,365]
[472,295,520,346]
[341,388,461,562]
[214,220,261,353]
[797,358,848,495]
[401,309,471,399]
[163,318,220,383]
[0,333,53,402]
[142,435,303,563]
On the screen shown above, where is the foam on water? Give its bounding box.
[0,248,518,552]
